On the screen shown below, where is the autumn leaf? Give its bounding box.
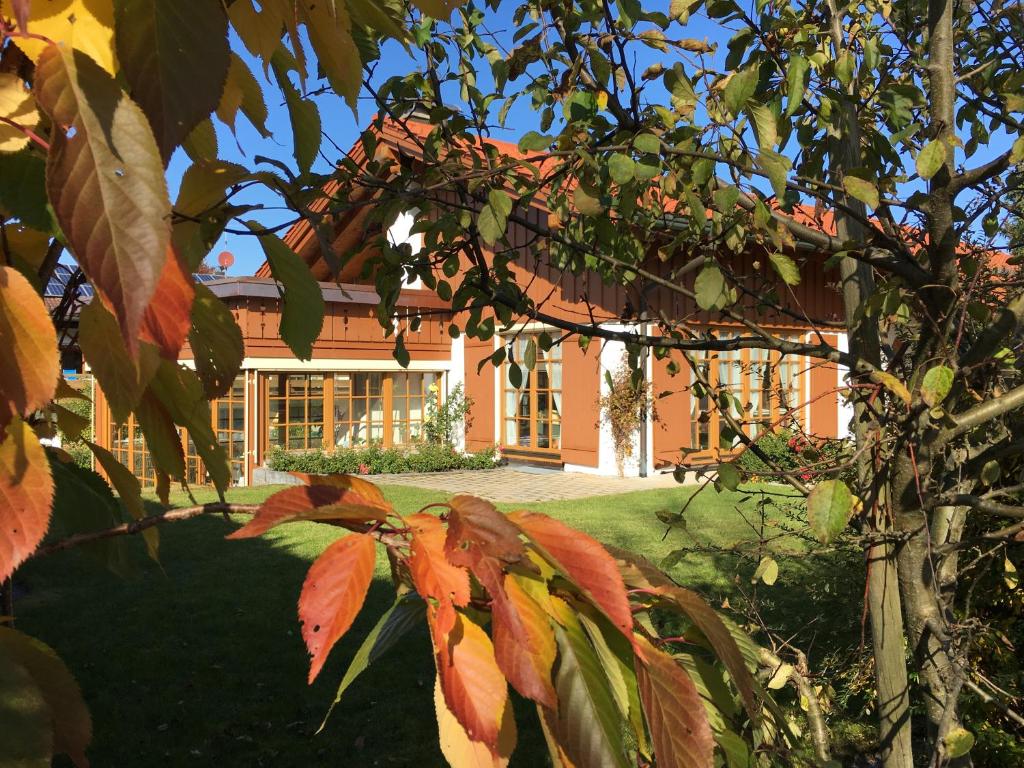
[12,0,117,75]
[139,246,196,359]
[0,72,39,152]
[0,418,54,582]
[188,283,243,398]
[298,0,360,110]
[87,440,159,560]
[492,573,557,707]
[435,675,515,768]
[510,510,634,642]
[634,635,715,768]
[228,485,392,539]
[0,266,58,435]
[299,532,377,683]
[35,44,172,349]
[429,604,510,753]
[407,513,471,608]
[285,472,388,505]
[445,495,525,568]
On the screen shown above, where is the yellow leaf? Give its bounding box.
[12,0,117,75]
[298,0,360,111]
[2,225,49,269]
[1005,557,1018,590]
[871,370,912,406]
[434,676,515,767]
[0,73,38,152]
[767,662,793,689]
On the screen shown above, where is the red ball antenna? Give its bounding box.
[217,250,235,270]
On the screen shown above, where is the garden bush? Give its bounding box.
[736,428,852,483]
[267,443,500,475]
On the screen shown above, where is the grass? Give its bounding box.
[15,481,864,767]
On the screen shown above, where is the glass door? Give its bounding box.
[502,334,562,453]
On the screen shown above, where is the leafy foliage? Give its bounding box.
[267,444,499,475]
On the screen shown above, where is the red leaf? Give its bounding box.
[287,472,388,506]
[0,418,54,581]
[634,635,715,768]
[140,246,195,359]
[492,574,557,708]
[407,513,470,608]
[429,604,510,752]
[510,511,634,642]
[299,532,377,683]
[228,485,391,539]
[445,494,525,568]
[0,267,58,435]
[435,674,516,768]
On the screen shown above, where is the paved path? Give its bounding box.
[371,465,679,502]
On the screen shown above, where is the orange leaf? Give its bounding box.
[429,603,509,751]
[492,574,557,708]
[0,418,54,581]
[435,675,516,768]
[613,547,758,720]
[140,246,195,359]
[0,267,58,435]
[228,485,392,539]
[287,472,388,506]
[445,494,525,568]
[510,511,634,642]
[299,532,377,683]
[634,634,715,768]
[407,513,470,608]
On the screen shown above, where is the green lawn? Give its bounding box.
[15,482,863,767]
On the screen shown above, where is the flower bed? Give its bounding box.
[267,443,501,475]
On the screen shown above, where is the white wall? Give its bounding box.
[449,333,466,452]
[385,210,424,289]
[836,332,854,439]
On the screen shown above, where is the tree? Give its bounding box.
[0,2,778,767]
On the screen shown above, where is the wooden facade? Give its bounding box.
[92,119,848,485]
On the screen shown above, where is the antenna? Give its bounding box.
[217,250,235,271]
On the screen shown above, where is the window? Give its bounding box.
[108,416,158,486]
[216,375,246,484]
[265,371,443,453]
[501,334,562,452]
[686,333,805,455]
[267,374,324,451]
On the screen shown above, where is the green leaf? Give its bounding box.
[943,727,975,759]
[0,626,92,767]
[608,153,636,184]
[550,605,631,768]
[1011,135,1024,165]
[920,365,954,407]
[49,456,131,576]
[272,52,322,175]
[182,118,218,163]
[507,362,523,389]
[0,150,49,231]
[664,63,697,110]
[724,66,758,116]
[115,0,230,163]
[753,557,778,586]
[835,50,855,88]
[35,45,172,348]
[573,185,605,216]
[785,55,809,117]
[747,103,777,149]
[756,150,791,198]
[842,176,880,209]
[518,131,552,152]
[717,461,741,491]
[633,133,661,154]
[524,338,537,370]
[694,265,733,311]
[248,222,325,360]
[88,441,159,560]
[807,479,854,544]
[320,596,425,730]
[981,460,1001,486]
[769,252,801,286]
[477,188,514,245]
[917,140,947,180]
[229,0,286,62]
[188,283,243,399]
[216,52,270,136]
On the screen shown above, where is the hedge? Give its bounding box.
[267,443,501,475]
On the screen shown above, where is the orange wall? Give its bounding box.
[559,338,601,468]
[808,333,841,438]
[463,337,496,451]
[651,350,692,468]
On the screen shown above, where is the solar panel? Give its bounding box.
[44,267,223,301]
[193,273,221,283]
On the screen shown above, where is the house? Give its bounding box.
[91,117,850,486]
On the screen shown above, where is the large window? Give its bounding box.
[216,376,245,484]
[265,371,442,453]
[501,334,562,452]
[110,416,158,486]
[267,374,325,451]
[687,334,806,455]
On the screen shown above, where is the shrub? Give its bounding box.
[424,382,473,446]
[58,396,94,469]
[597,359,652,476]
[736,428,853,483]
[267,443,500,475]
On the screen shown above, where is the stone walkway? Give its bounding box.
[371,465,679,502]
